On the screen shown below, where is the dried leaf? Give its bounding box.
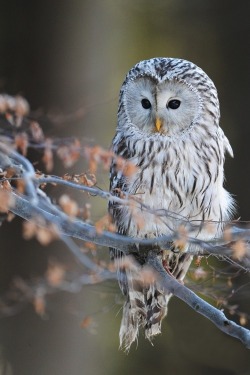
[0,190,14,212]
[59,194,79,217]
[2,180,12,191]
[81,316,93,329]
[95,214,114,234]
[30,121,44,142]
[5,167,16,179]
[36,225,58,246]
[192,267,208,280]
[174,225,188,251]
[84,242,97,254]
[82,203,91,221]
[42,138,54,172]
[23,220,58,245]
[57,139,81,168]
[23,220,37,240]
[6,212,15,222]
[194,256,202,267]
[14,96,30,117]
[16,179,26,194]
[223,227,232,242]
[0,95,8,113]
[115,156,138,177]
[227,277,233,288]
[14,133,28,155]
[231,240,247,260]
[33,294,46,317]
[239,313,248,326]
[46,262,65,286]
[79,173,96,187]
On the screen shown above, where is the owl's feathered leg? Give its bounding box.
[119,264,147,351]
[118,251,193,351]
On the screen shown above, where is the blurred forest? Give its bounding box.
[0,1,250,374]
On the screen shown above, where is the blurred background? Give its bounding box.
[0,1,250,374]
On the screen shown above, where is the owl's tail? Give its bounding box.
[118,252,193,352]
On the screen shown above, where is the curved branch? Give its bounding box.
[0,142,39,203]
[147,252,250,349]
[10,191,250,266]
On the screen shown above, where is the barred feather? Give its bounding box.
[109,58,234,351]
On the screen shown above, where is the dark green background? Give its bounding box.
[0,1,250,374]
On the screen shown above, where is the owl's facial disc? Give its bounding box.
[124,76,200,136]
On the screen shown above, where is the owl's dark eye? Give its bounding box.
[141,98,151,109]
[168,99,181,109]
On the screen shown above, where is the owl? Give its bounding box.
[109,58,234,351]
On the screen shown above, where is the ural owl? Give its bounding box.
[109,58,234,351]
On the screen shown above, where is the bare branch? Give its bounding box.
[147,252,250,349]
[0,133,249,349]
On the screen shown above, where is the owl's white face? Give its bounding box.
[124,76,200,137]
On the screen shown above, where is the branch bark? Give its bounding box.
[148,251,250,349]
[1,140,250,349]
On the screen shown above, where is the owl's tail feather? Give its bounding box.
[119,280,170,352]
[118,252,193,352]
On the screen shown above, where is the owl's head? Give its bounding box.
[118,58,220,138]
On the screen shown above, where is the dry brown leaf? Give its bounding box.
[23,220,58,245]
[82,203,91,221]
[194,256,202,267]
[30,121,44,142]
[204,221,216,235]
[14,96,30,117]
[228,305,238,316]
[227,277,233,288]
[42,138,54,172]
[57,139,81,168]
[80,316,93,329]
[23,220,37,240]
[231,240,247,260]
[46,262,65,286]
[174,225,188,251]
[5,167,16,179]
[115,255,138,272]
[33,295,46,317]
[16,179,26,194]
[192,267,208,280]
[36,225,58,246]
[84,242,97,253]
[115,156,138,177]
[223,227,232,242]
[239,313,248,326]
[95,214,114,234]
[0,95,8,113]
[0,190,14,212]
[14,133,28,155]
[2,180,12,191]
[85,145,102,173]
[6,212,15,222]
[79,173,96,187]
[59,194,79,217]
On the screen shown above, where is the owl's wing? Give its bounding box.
[218,127,234,157]
[109,157,128,235]
[109,156,130,297]
[224,135,234,157]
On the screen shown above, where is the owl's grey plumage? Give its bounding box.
[109,57,234,351]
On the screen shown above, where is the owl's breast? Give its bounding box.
[120,149,232,239]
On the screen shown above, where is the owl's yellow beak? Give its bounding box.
[155,118,163,132]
